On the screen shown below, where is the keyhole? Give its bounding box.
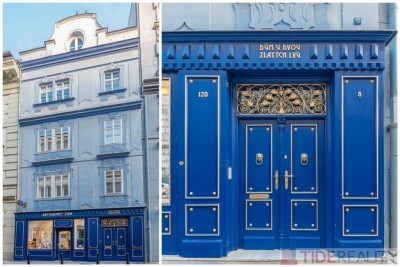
[358,91,362,98]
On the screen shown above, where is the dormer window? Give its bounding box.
[69,37,83,52]
[68,31,84,52]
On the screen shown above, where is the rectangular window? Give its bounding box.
[105,169,123,194]
[104,70,120,92]
[37,174,70,199]
[40,84,53,103]
[37,127,70,153]
[104,119,122,145]
[162,79,171,204]
[74,219,85,249]
[28,220,53,250]
[56,81,70,100]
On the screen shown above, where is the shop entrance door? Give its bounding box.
[102,227,127,261]
[238,119,325,249]
[56,229,72,260]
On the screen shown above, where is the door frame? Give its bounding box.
[231,76,334,250]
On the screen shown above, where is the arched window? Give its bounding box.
[68,31,84,52]
[69,36,83,52]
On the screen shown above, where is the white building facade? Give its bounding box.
[3,52,20,261]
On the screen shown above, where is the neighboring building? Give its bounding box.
[3,51,20,261]
[135,3,160,263]
[161,3,397,260]
[13,4,158,262]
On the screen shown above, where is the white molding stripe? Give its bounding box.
[290,124,318,194]
[341,76,379,200]
[162,211,171,236]
[245,199,273,231]
[291,199,319,231]
[185,75,220,200]
[246,124,273,194]
[342,205,379,237]
[185,204,220,236]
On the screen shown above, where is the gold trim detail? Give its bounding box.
[237,84,326,115]
[249,194,269,199]
[101,218,128,227]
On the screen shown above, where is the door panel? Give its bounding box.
[239,121,279,249]
[246,125,273,193]
[239,119,325,249]
[116,228,127,259]
[103,228,113,260]
[291,125,318,194]
[186,77,219,198]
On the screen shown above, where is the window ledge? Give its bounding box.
[100,194,128,198]
[98,88,127,96]
[36,150,71,155]
[32,157,74,166]
[35,197,72,202]
[97,151,130,159]
[33,97,75,107]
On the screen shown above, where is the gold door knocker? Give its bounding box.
[300,153,308,165]
[255,153,263,165]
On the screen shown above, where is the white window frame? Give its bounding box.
[38,126,70,153]
[104,119,123,145]
[104,169,123,195]
[69,36,84,52]
[37,174,70,199]
[55,80,70,100]
[40,84,53,103]
[104,70,120,92]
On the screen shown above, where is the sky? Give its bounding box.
[3,3,133,59]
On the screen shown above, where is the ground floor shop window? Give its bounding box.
[28,220,53,249]
[74,219,85,249]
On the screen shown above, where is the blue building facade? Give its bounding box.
[161,3,397,259]
[14,9,157,262]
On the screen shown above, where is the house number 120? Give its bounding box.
[198,91,208,98]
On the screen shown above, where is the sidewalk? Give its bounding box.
[162,249,395,264]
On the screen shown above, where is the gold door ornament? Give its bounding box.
[237,84,326,115]
[101,218,128,227]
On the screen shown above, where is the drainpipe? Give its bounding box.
[142,95,152,263]
[17,60,22,212]
[137,4,152,262]
[388,3,397,250]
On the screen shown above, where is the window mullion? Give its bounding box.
[51,175,55,198]
[113,170,116,194]
[45,130,48,152]
[120,119,123,143]
[52,128,55,152]
[112,120,115,144]
[121,169,123,194]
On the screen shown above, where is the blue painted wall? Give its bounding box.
[18,39,145,213]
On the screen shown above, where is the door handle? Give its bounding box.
[275,170,279,190]
[284,170,294,190]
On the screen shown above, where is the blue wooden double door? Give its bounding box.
[239,119,325,249]
[102,227,127,261]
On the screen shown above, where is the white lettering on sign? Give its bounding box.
[108,210,121,215]
[259,43,301,59]
[198,91,209,98]
[42,212,73,217]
